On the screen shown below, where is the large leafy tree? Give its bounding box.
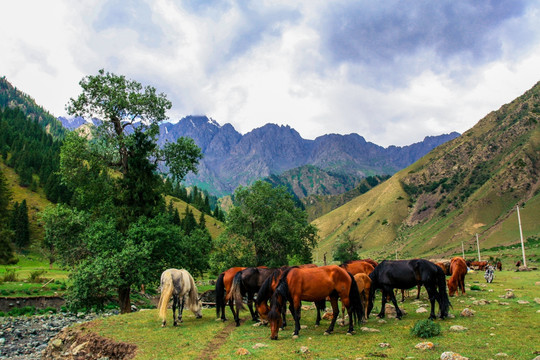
[46,70,205,313]
[212,180,318,270]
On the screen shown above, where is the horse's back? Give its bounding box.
[288,265,350,300]
[371,259,433,289]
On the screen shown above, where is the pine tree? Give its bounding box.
[198,211,206,230]
[182,205,197,236]
[0,170,17,264]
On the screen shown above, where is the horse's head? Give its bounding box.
[447,279,456,296]
[256,300,270,320]
[267,292,284,340]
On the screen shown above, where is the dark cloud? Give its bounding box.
[93,0,164,48]
[318,0,537,86]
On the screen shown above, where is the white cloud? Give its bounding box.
[1,0,540,147]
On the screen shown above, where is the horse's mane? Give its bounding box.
[267,266,297,322]
[256,268,282,305]
[182,270,200,312]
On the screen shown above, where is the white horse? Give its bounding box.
[158,269,203,326]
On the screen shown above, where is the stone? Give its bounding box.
[460,308,475,317]
[51,338,63,349]
[449,325,468,332]
[503,291,515,299]
[72,341,88,355]
[379,343,390,348]
[415,342,434,350]
[252,343,268,349]
[534,298,540,305]
[360,327,380,333]
[301,325,308,329]
[416,307,428,313]
[322,312,334,320]
[517,300,529,304]
[236,348,250,356]
[494,353,508,357]
[301,305,311,311]
[299,346,309,354]
[440,351,469,360]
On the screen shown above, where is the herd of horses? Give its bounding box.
[158,256,489,340]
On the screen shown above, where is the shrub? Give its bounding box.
[410,319,441,338]
[28,269,47,283]
[470,285,482,291]
[2,269,17,282]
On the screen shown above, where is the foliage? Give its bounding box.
[28,269,47,283]
[2,268,17,282]
[11,199,30,248]
[213,181,317,269]
[332,233,361,263]
[470,285,482,291]
[0,169,17,264]
[410,319,441,338]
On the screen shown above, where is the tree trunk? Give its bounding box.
[118,286,132,314]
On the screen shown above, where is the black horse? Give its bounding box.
[368,259,450,320]
[228,267,278,326]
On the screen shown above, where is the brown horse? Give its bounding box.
[467,260,488,270]
[447,257,467,296]
[215,267,246,322]
[267,265,363,340]
[340,260,375,276]
[354,273,371,321]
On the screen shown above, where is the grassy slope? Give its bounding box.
[164,195,224,239]
[73,269,540,359]
[313,83,540,262]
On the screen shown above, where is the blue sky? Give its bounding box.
[2,0,540,146]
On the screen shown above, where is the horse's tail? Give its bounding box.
[367,269,379,317]
[158,270,174,322]
[215,272,225,318]
[347,272,364,324]
[228,271,246,313]
[186,271,200,312]
[437,268,451,318]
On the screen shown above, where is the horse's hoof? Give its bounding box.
[292,335,299,339]
[323,331,331,336]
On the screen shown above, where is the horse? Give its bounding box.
[496,261,502,271]
[484,265,495,283]
[368,259,450,320]
[158,269,202,327]
[256,265,326,329]
[354,273,371,321]
[447,257,467,296]
[267,265,363,340]
[340,260,375,276]
[468,260,488,270]
[227,267,279,326]
[215,267,246,322]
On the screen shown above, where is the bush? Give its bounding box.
[410,319,441,338]
[28,269,47,283]
[470,285,481,291]
[2,268,17,282]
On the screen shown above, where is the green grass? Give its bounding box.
[74,270,539,359]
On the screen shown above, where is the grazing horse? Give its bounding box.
[158,269,202,327]
[496,261,502,271]
[215,267,246,322]
[468,260,488,271]
[267,265,363,340]
[447,257,467,296]
[368,259,450,320]
[256,265,326,329]
[227,267,279,326]
[354,273,371,321]
[340,260,375,276]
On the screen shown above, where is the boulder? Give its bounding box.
[440,351,469,360]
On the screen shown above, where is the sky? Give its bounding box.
[2,1,540,147]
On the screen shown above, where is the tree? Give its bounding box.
[0,170,17,264]
[11,199,30,248]
[213,181,318,269]
[332,233,361,263]
[45,70,205,313]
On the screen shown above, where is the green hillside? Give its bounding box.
[313,81,540,261]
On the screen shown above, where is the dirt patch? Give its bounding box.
[42,327,137,360]
[0,296,65,312]
[198,318,244,360]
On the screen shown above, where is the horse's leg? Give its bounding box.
[291,300,302,338]
[228,298,240,327]
[400,289,405,302]
[315,300,325,326]
[280,300,288,329]
[387,289,403,319]
[172,295,179,326]
[424,284,438,320]
[377,290,388,318]
[247,291,258,322]
[416,284,421,299]
[460,276,466,295]
[324,297,339,335]
[178,295,185,324]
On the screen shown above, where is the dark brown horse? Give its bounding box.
[215,267,246,322]
[256,264,325,328]
[447,257,467,296]
[267,265,363,340]
[227,267,279,326]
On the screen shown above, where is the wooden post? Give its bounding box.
[517,205,527,268]
[476,233,481,262]
[462,241,465,258]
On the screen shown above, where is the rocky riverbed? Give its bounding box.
[0,311,117,360]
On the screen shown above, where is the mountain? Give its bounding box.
[154,116,459,196]
[312,81,540,261]
[0,77,65,138]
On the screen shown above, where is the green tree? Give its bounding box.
[45,70,204,313]
[214,181,318,269]
[332,233,361,263]
[11,199,30,248]
[0,170,17,264]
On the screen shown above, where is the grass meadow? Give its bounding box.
[80,270,539,360]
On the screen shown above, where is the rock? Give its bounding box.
[322,312,334,320]
[494,353,508,357]
[252,343,268,349]
[300,325,308,329]
[449,325,468,332]
[360,327,380,333]
[499,302,509,306]
[460,308,475,317]
[236,348,250,355]
[472,299,489,305]
[379,343,390,348]
[72,341,88,355]
[378,319,387,324]
[503,291,515,299]
[440,351,469,360]
[299,346,309,354]
[517,300,529,304]
[534,298,540,305]
[252,322,262,327]
[415,342,434,350]
[416,307,428,313]
[301,305,311,311]
[51,338,63,348]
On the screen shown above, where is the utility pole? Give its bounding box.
[517,205,527,268]
[461,241,465,259]
[476,233,481,262]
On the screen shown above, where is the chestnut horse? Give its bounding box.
[215,267,246,322]
[354,273,371,321]
[447,257,467,296]
[267,265,363,340]
[340,260,375,276]
[256,265,325,328]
